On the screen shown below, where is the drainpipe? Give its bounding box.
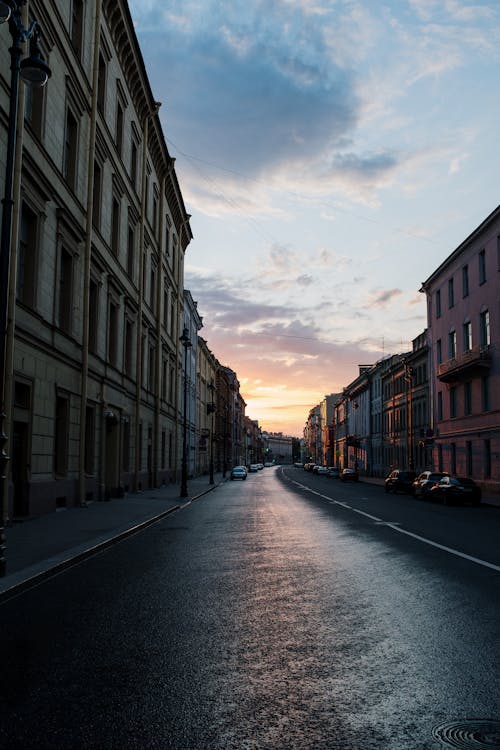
[134,101,160,491]
[78,0,102,507]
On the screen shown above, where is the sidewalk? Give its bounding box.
[0,473,226,602]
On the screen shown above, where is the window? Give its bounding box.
[450,387,457,418]
[437,391,443,421]
[122,418,130,472]
[450,443,456,474]
[162,357,168,401]
[71,0,84,57]
[127,224,135,278]
[148,346,155,391]
[436,289,441,318]
[448,330,456,360]
[163,283,169,329]
[462,321,472,353]
[54,395,69,476]
[161,430,166,469]
[124,319,134,377]
[63,109,78,189]
[116,101,124,157]
[84,405,95,474]
[58,248,73,333]
[479,248,486,284]
[92,160,102,229]
[481,376,490,412]
[142,253,147,298]
[97,51,106,113]
[111,196,120,256]
[436,339,442,365]
[108,300,118,366]
[479,310,490,348]
[172,235,177,274]
[466,441,472,476]
[17,202,38,307]
[141,335,147,387]
[448,278,454,308]
[153,190,158,237]
[164,222,170,258]
[24,76,44,137]
[88,279,99,353]
[130,139,138,189]
[169,365,175,404]
[150,265,156,310]
[484,439,491,478]
[464,381,472,415]
[462,265,469,297]
[170,298,176,337]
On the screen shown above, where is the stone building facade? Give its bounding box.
[420,205,500,495]
[1,0,192,518]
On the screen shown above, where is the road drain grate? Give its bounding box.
[433,720,500,749]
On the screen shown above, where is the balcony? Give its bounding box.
[438,345,492,382]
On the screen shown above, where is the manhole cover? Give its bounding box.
[433,720,500,749]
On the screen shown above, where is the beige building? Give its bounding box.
[1,0,192,518]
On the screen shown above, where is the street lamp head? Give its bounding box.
[0,1,12,23]
[180,326,192,349]
[20,26,51,87]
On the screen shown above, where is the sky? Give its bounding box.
[128,0,500,437]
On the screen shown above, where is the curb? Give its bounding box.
[0,482,220,605]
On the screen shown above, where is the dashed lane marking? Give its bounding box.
[286,475,500,573]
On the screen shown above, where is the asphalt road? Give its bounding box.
[1,466,499,749]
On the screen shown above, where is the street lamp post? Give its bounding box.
[207,379,215,485]
[180,327,191,498]
[0,1,51,576]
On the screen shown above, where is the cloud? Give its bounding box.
[364,288,403,309]
[132,1,359,182]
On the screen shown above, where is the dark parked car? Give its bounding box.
[429,476,481,505]
[412,471,448,498]
[340,468,358,482]
[328,467,340,478]
[385,469,417,494]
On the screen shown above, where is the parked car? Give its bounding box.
[412,471,448,498]
[340,468,358,482]
[248,464,259,472]
[429,476,482,505]
[385,469,417,494]
[328,467,340,478]
[230,466,247,480]
[315,466,329,475]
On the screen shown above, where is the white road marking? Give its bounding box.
[287,475,500,573]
